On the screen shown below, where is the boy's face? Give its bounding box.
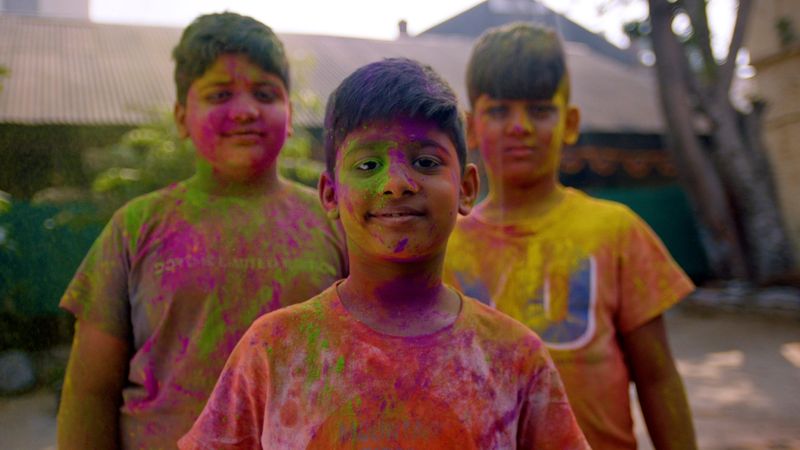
[174,53,292,183]
[469,83,579,188]
[320,117,478,263]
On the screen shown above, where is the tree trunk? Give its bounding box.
[648,0,748,278]
[646,0,796,282]
[710,102,796,281]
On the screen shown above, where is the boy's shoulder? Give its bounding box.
[245,284,336,339]
[279,178,325,209]
[456,188,640,239]
[109,182,188,226]
[561,188,637,223]
[460,294,547,352]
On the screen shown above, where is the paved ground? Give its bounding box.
[1,306,799,449]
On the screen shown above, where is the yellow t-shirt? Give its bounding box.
[444,187,694,450]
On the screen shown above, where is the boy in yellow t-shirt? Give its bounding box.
[445,22,697,450]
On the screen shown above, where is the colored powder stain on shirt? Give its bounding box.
[393,237,409,253]
[302,322,322,383]
[195,298,226,358]
[301,302,327,384]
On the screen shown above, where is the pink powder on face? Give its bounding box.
[181,54,290,183]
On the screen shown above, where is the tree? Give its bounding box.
[622,0,796,283]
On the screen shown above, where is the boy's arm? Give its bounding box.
[622,314,697,450]
[57,320,130,450]
[518,347,590,450]
[178,326,269,449]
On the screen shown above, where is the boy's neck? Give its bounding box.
[190,160,282,197]
[481,176,565,223]
[337,251,461,337]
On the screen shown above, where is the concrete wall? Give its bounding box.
[746,0,800,254]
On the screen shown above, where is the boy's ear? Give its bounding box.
[458,163,480,216]
[318,171,339,220]
[174,102,189,139]
[563,105,581,145]
[465,110,478,151]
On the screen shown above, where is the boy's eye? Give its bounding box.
[205,90,232,103]
[254,89,279,103]
[486,105,508,119]
[413,156,441,169]
[355,159,381,171]
[528,104,558,120]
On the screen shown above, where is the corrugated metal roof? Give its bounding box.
[0,15,664,133]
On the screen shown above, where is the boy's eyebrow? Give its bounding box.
[341,138,392,158]
[342,136,450,159]
[195,76,283,88]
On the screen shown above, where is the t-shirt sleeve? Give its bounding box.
[616,210,695,334]
[59,208,132,340]
[178,326,270,449]
[517,342,591,449]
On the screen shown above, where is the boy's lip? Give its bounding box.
[367,206,426,223]
[221,128,266,138]
[504,145,537,153]
[503,146,540,158]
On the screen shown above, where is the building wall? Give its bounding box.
[746,0,800,254]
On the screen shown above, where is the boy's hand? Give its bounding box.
[622,314,698,450]
[57,320,130,450]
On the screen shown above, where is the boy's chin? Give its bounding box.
[373,244,444,265]
[211,161,277,182]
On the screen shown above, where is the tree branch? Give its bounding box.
[684,0,717,77]
[716,0,753,102]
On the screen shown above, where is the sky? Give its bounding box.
[90,0,738,58]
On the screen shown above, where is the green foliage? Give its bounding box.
[279,128,325,188]
[0,65,8,94]
[775,16,797,47]
[83,113,195,214]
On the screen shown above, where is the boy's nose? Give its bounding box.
[506,106,533,136]
[229,95,259,122]
[382,161,420,197]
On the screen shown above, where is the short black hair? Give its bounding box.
[172,12,290,105]
[324,58,467,175]
[467,22,569,106]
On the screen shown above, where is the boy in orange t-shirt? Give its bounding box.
[444,23,697,449]
[180,58,589,449]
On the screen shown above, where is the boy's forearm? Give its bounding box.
[57,320,129,450]
[57,387,121,450]
[636,367,697,450]
[623,315,697,450]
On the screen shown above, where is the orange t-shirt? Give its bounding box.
[179,283,590,450]
[444,188,694,449]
